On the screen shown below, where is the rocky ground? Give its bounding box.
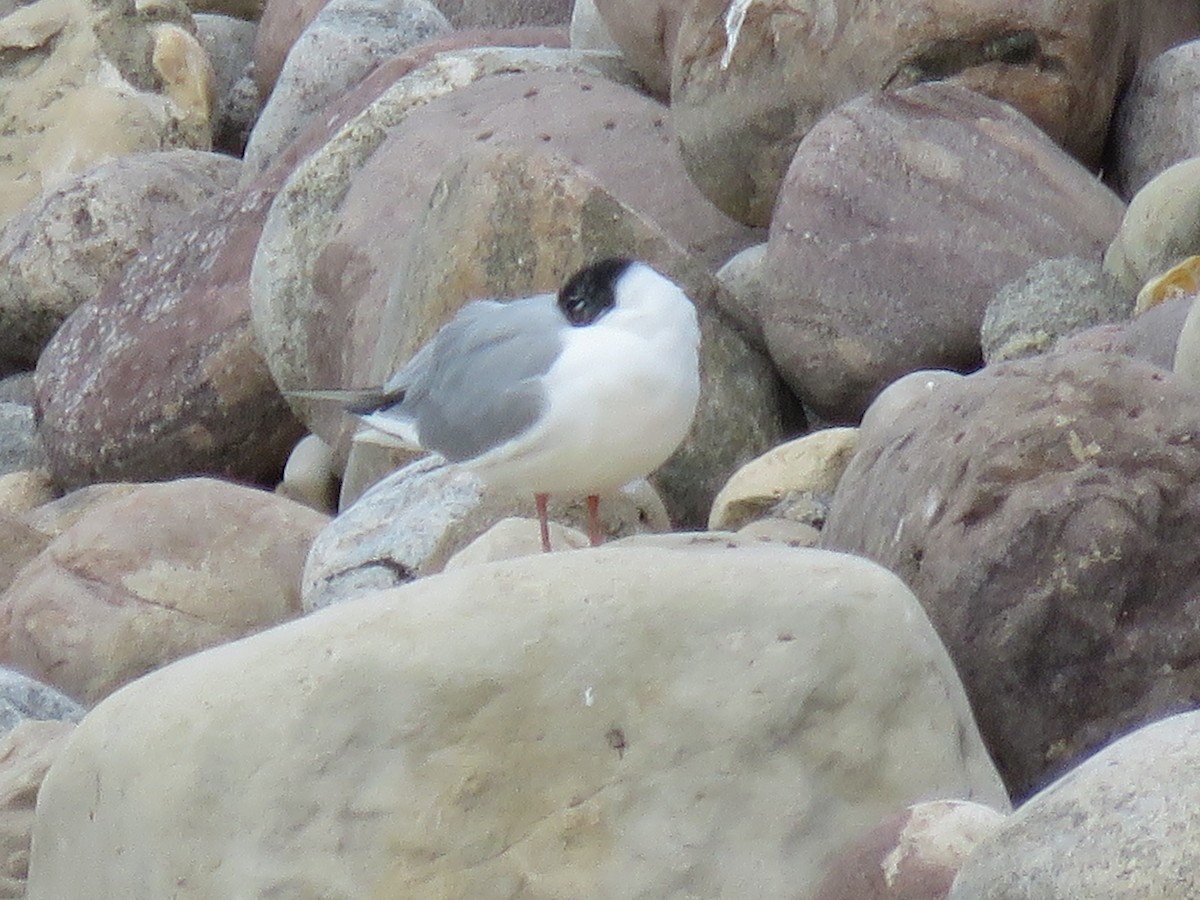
[0,0,1199,897]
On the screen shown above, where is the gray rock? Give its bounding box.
[0,669,82,733]
[434,0,571,29]
[762,83,1122,420]
[27,545,1008,899]
[0,403,43,476]
[981,256,1132,363]
[194,13,261,155]
[0,150,240,374]
[241,0,451,180]
[1110,40,1200,200]
[302,454,671,610]
[822,350,1200,799]
[949,710,1200,898]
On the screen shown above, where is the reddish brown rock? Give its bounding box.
[0,479,329,706]
[1054,295,1192,370]
[761,83,1122,421]
[822,350,1200,799]
[813,801,1006,900]
[253,0,329,100]
[33,176,306,491]
[672,0,1144,225]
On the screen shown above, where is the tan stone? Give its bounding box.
[709,428,859,531]
[0,471,54,518]
[0,720,74,899]
[0,0,214,229]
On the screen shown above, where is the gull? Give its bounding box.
[296,258,702,551]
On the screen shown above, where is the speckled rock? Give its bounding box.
[0,670,82,733]
[671,0,1147,225]
[813,800,1006,900]
[240,0,451,181]
[26,546,1007,899]
[822,350,1200,799]
[0,720,75,900]
[763,83,1123,420]
[435,0,571,29]
[251,55,762,460]
[0,471,54,519]
[981,256,1132,363]
[359,145,790,524]
[708,427,858,532]
[33,170,307,491]
[0,405,43,476]
[0,0,215,230]
[301,455,670,610]
[1104,156,1200,297]
[1111,40,1200,200]
[0,150,240,374]
[949,710,1200,899]
[0,478,329,705]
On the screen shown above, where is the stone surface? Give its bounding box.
[34,175,306,492]
[1054,295,1193,371]
[253,0,329,99]
[0,720,74,900]
[443,516,590,570]
[708,427,859,532]
[17,483,141,540]
[593,0,687,97]
[0,670,82,733]
[858,370,965,440]
[567,0,618,54]
[0,405,43,476]
[26,546,1008,899]
[822,350,1200,799]
[0,150,240,374]
[672,0,1144,225]
[278,433,338,512]
[0,0,215,230]
[714,240,767,345]
[186,0,266,19]
[0,478,329,705]
[357,145,791,524]
[1104,156,1200,297]
[435,0,571,30]
[301,455,671,610]
[1111,40,1200,200]
[0,471,54,519]
[252,55,763,460]
[194,13,260,155]
[1136,254,1200,314]
[1175,294,1200,382]
[949,710,1200,898]
[763,83,1123,421]
[813,800,1006,900]
[0,515,48,599]
[981,256,1132,364]
[240,0,451,181]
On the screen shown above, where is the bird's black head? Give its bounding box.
[557,257,634,327]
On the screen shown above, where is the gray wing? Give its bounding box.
[380,293,567,461]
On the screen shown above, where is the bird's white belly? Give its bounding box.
[468,323,700,495]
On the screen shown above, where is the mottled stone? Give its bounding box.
[593,0,688,97]
[0,478,329,705]
[0,670,82,733]
[814,800,1006,900]
[823,350,1200,799]
[240,0,451,181]
[434,0,571,29]
[252,0,328,99]
[194,13,260,155]
[763,83,1122,420]
[26,546,1007,899]
[950,711,1200,899]
[0,150,240,373]
[0,0,215,229]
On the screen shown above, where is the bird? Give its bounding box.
[294,258,702,551]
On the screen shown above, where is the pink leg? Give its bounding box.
[535,493,552,552]
[587,494,602,547]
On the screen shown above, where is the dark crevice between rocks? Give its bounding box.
[882,29,1064,91]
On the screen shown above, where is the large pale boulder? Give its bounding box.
[0,478,329,705]
[0,0,215,230]
[26,546,1008,899]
